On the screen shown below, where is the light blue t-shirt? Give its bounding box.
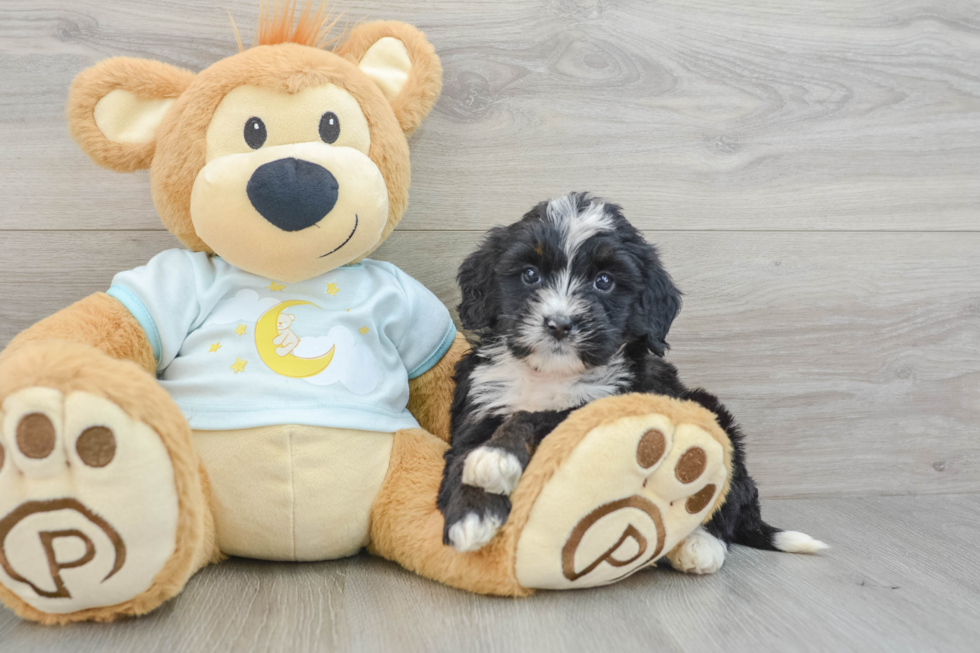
[107,249,456,432]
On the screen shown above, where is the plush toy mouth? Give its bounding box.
[319,214,358,258]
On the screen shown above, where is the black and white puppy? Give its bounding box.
[437,192,826,573]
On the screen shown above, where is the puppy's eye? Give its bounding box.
[594,272,614,292]
[522,266,541,285]
[244,117,267,149]
[319,111,340,144]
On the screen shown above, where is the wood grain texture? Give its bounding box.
[0,0,978,231]
[1,230,977,499]
[2,495,978,652]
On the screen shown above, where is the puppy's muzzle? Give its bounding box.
[246,157,339,232]
[545,315,576,341]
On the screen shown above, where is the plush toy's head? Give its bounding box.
[67,3,441,282]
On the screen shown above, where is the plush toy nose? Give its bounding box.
[246,158,339,232]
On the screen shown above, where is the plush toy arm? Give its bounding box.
[407,332,469,443]
[1,292,155,373]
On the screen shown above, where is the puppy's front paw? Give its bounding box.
[447,512,504,552]
[442,486,511,552]
[667,528,727,575]
[462,446,523,495]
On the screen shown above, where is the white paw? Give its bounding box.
[0,388,179,615]
[774,530,829,554]
[462,446,523,495]
[669,528,727,575]
[447,512,503,552]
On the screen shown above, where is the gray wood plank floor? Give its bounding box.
[2,495,978,653]
[0,0,978,650]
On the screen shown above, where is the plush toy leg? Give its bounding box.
[0,341,220,624]
[369,427,530,596]
[369,394,732,594]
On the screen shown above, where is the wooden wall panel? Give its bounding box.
[0,0,977,231]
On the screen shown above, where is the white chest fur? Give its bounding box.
[466,344,631,418]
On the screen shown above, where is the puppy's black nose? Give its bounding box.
[545,315,575,341]
[246,158,339,232]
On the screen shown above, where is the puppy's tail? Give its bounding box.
[734,519,828,554]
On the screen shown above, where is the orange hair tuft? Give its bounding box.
[248,0,343,51]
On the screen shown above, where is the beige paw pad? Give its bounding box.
[2,387,67,478]
[0,388,179,615]
[515,413,726,590]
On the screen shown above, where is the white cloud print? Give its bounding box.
[205,289,278,325]
[296,325,383,394]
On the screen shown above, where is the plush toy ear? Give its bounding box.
[339,21,442,135]
[67,57,195,172]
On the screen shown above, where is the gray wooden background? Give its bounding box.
[1,1,978,651]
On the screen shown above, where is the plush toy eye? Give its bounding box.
[594,272,614,292]
[319,111,340,144]
[244,117,267,149]
[522,266,541,285]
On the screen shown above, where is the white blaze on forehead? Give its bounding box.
[535,268,588,319]
[535,195,612,322]
[545,194,613,259]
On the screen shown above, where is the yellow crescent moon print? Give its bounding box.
[255,300,335,378]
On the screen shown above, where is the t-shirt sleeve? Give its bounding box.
[388,266,457,379]
[106,249,215,371]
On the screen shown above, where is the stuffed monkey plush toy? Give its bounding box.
[0,4,733,624]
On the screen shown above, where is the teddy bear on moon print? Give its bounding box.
[205,289,382,392]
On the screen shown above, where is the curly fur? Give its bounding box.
[440,193,818,557]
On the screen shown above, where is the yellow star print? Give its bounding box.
[345,308,350,312]
[359,326,370,335]
[235,324,247,336]
[208,342,221,353]
[267,282,286,292]
[326,282,340,296]
[230,358,247,374]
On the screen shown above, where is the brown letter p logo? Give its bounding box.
[561,495,665,583]
[0,499,126,599]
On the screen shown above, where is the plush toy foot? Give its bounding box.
[509,394,731,590]
[0,342,208,624]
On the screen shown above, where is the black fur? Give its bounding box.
[438,193,793,555]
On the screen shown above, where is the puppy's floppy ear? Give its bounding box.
[339,21,442,135]
[629,241,682,357]
[457,226,508,331]
[67,57,195,172]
